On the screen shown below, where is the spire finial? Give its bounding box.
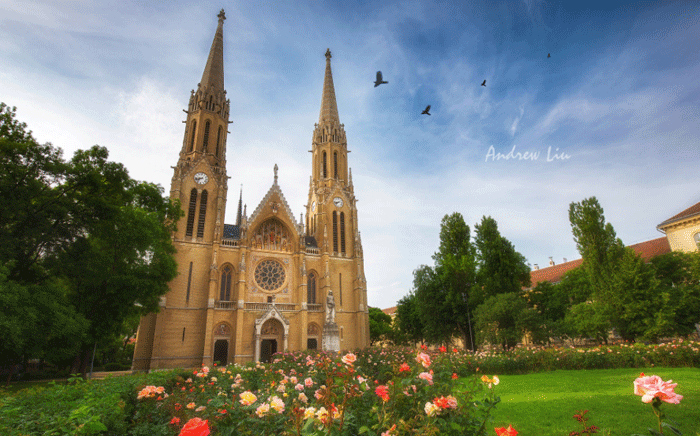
[218,9,226,23]
[325,48,331,60]
[274,164,279,184]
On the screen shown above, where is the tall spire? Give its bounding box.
[236,185,243,227]
[319,49,340,125]
[200,9,226,96]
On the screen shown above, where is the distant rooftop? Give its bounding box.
[657,201,700,229]
[529,236,671,286]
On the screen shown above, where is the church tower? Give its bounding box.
[306,49,368,350]
[172,9,230,244]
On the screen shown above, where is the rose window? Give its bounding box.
[254,259,286,291]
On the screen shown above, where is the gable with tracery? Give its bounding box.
[251,218,292,252]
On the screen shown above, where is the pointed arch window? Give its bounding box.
[322,152,327,178]
[189,120,197,152]
[332,211,338,253]
[220,265,233,301]
[196,190,208,238]
[334,152,338,178]
[340,212,346,254]
[216,126,222,157]
[307,272,317,304]
[203,120,211,152]
[186,188,197,237]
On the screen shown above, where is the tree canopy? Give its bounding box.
[0,103,181,376]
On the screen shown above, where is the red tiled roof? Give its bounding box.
[528,237,671,287]
[658,201,700,229]
[382,306,397,316]
[530,258,583,286]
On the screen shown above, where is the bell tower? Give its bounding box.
[306,49,357,256]
[171,9,230,243]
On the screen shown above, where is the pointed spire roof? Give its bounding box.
[236,185,243,227]
[199,9,226,96]
[319,49,340,125]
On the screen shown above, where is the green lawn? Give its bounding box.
[489,367,699,435]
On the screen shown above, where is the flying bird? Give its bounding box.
[421,105,431,115]
[374,71,388,87]
[547,53,551,58]
[481,80,486,86]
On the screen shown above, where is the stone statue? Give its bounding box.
[325,290,336,324]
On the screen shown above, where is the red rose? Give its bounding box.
[179,417,210,436]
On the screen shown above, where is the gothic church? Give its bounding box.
[132,10,369,370]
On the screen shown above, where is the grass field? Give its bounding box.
[489,367,699,435]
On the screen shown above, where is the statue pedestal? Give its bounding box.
[322,322,340,352]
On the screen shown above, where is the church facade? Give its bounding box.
[132,10,369,370]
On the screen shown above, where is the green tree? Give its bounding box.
[393,291,424,345]
[473,292,532,350]
[368,307,393,345]
[563,301,611,345]
[648,251,700,339]
[0,103,71,282]
[471,216,531,348]
[0,103,181,376]
[54,146,180,374]
[473,216,531,303]
[568,197,662,342]
[412,213,477,349]
[413,264,455,345]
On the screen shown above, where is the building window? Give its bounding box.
[254,259,286,291]
[694,232,700,248]
[216,126,222,157]
[186,262,193,303]
[185,189,197,237]
[220,265,232,301]
[307,272,316,304]
[182,327,186,342]
[322,151,327,178]
[196,190,208,238]
[339,273,342,307]
[203,120,211,151]
[332,211,338,253]
[333,152,338,178]
[189,120,197,152]
[340,212,345,254]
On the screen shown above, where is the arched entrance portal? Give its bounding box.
[254,304,290,362]
[259,319,283,363]
[213,340,228,365]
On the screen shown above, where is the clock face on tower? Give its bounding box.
[194,172,209,185]
[333,197,343,208]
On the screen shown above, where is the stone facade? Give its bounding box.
[132,10,369,370]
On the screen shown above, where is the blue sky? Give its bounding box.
[2,1,699,310]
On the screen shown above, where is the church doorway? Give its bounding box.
[307,338,318,350]
[213,340,228,365]
[260,339,277,363]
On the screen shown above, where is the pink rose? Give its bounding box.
[633,374,683,404]
[418,371,433,385]
[415,352,431,368]
[341,353,357,365]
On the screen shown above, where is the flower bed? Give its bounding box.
[1,341,697,435]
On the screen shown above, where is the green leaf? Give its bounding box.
[359,426,369,434]
[648,428,664,436]
[662,422,683,436]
